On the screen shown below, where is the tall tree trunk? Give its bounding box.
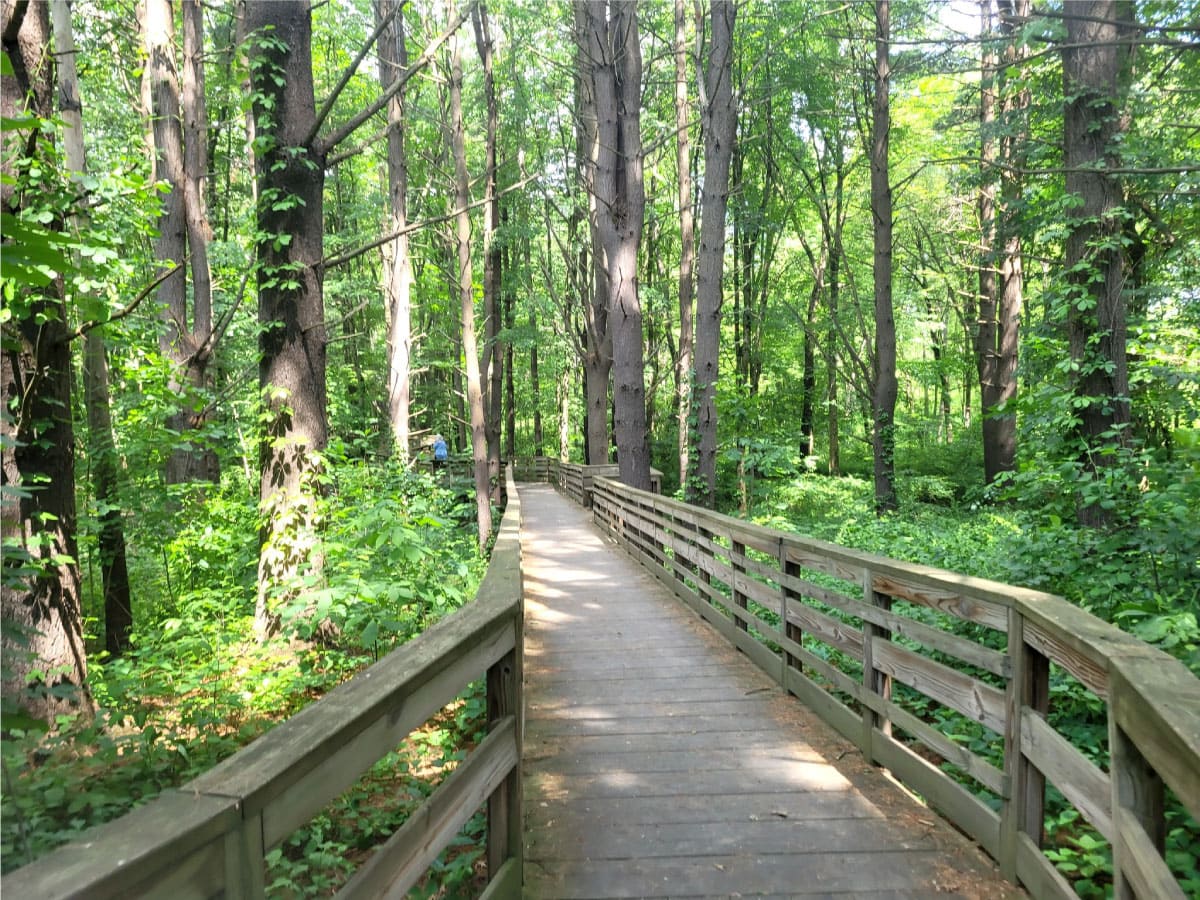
[674,0,695,491]
[574,1,612,464]
[1,0,92,720]
[1062,0,1134,528]
[871,0,898,513]
[527,232,544,455]
[473,2,503,499]
[827,223,841,475]
[504,237,516,460]
[447,13,492,549]
[799,251,824,458]
[587,0,650,490]
[51,0,133,658]
[377,0,415,463]
[241,1,330,638]
[143,0,216,487]
[689,0,737,507]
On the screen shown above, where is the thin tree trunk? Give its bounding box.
[52,0,133,658]
[527,232,543,455]
[689,0,738,507]
[1062,0,1134,528]
[674,0,695,490]
[1,0,92,719]
[447,13,492,549]
[377,0,414,463]
[241,1,330,638]
[871,0,898,513]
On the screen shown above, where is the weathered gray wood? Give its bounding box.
[1015,832,1078,900]
[1022,709,1112,839]
[0,790,238,900]
[522,484,1019,899]
[1112,815,1187,900]
[335,717,518,899]
[872,640,1007,734]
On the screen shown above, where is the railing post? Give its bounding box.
[1002,614,1050,878]
[861,567,892,764]
[780,547,803,686]
[1109,695,1165,900]
[732,540,748,633]
[486,631,523,887]
[223,812,266,900]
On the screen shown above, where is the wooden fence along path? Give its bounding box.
[520,481,1022,899]
[5,459,1199,898]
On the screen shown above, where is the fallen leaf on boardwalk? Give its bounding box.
[771,810,789,818]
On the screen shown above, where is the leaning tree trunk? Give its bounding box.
[1062,0,1134,529]
[241,1,330,638]
[51,0,133,658]
[376,0,415,463]
[689,0,738,508]
[1,0,92,720]
[871,0,899,514]
[447,13,492,550]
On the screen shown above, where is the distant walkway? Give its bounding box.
[518,483,1023,899]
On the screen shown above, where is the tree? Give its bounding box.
[241,1,330,637]
[446,1,492,550]
[1,0,92,720]
[870,0,898,513]
[673,0,695,489]
[586,0,651,490]
[1061,0,1136,528]
[689,0,737,507]
[377,0,415,463]
[141,0,218,486]
[51,0,132,657]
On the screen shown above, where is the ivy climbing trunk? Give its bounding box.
[1061,0,1135,529]
[1,0,92,720]
[689,0,737,507]
[241,1,330,638]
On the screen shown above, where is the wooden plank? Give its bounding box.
[1113,815,1188,900]
[478,856,521,900]
[336,716,518,900]
[872,571,1009,632]
[1024,619,1109,698]
[781,664,863,747]
[1015,832,1078,900]
[1110,654,1200,820]
[0,790,239,900]
[1021,709,1112,840]
[872,640,1007,735]
[870,732,1002,860]
[883,695,1005,795]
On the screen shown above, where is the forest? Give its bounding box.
[2,0,1198,895]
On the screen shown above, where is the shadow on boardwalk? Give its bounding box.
[518,483,1024,900]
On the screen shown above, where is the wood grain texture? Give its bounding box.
[520,483,1021,899]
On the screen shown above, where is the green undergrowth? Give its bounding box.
[2,455,491,896]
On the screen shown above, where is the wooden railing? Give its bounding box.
[584,474,1199,900]
[3,469,526,900]
[543,458,662,505]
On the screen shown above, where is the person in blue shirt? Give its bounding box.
[432,434,448,470]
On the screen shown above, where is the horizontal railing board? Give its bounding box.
[872,640,1007,735]
[1115,815,1190,900]
[335,716,518,899]
[1020,709,1112,840]
[0,790,238,900]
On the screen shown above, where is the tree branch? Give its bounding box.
[64,262,185,344]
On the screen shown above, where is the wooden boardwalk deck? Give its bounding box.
[518,483,1024,899]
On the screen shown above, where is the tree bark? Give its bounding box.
[587,0,651,490]
[446,9,492,549]
[1,0,92,720]
[241,0,330,637]
[689,0,737,507]
[52,0,133,658]
[673,0,695,492]
[142,0,217,486]
[377,0,415,463]
[871,0,898,513]
[1062,0,1135,528]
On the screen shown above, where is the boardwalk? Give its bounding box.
[519,483,1023,899]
